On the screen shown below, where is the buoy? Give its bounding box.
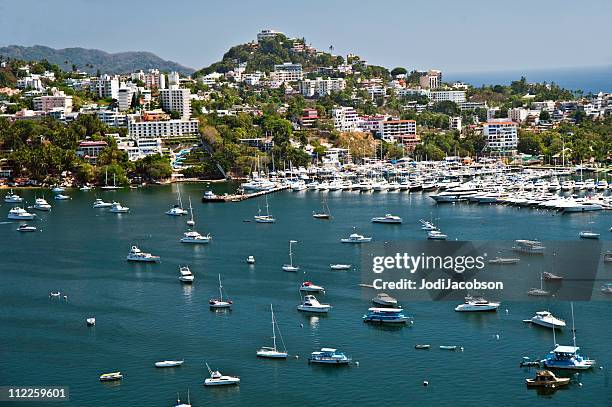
[410,320,414,325]
[423,380,429,387]
[63,295,68,300]
[505,309,509,314]
[300,323,303,328]
[578,382,583,387]
[460,347,464,352]
[355,361,359,366]
[495,334,500,340]
[294,355,299,359]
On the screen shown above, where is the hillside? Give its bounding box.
[0,45,194,75]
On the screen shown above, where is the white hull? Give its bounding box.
[204,378,240,386]
[297,305,330,313]
[282,265,299,272]
[256,350,288,359]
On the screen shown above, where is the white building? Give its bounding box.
[257,29,284,41]
[419,69,442,89]
[271,63,303,82]
[449,116,462,131]
[300,77,346,97]
[168,71,180,87]
[90,74,119,99]
[33,89,73,113]
[115,135,163,161]
[508,108,529,123]
[117,87,133,112]
[378,120,419,148]
[198,72,223,86]
[127,117,199,139]
[159,86,191,119]
[16,75,44,91]
[143,69,166,89]
[429,90,466,104]
[531,100,556,111]
[96,109,128,127]
[483,120,518,153]
[332,106,358,132]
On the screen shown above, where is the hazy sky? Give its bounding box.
[1,0,611,73]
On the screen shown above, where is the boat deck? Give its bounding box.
[202,185,289,203]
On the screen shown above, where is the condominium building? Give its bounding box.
[127,116,199,139]
[76,141,108,164]
[117,87,133,112]
[168,71,180,87]
[300,77,346,97]
[96,109,128,127]
[159,86,191,119]
[90,74,119,99]
[115,136,163,161]
[449,116,462,131]
[257,29,284,42]
[429,90,466,104]
[143,69,166,89]
[33,89,73,113]
[378,120,419,148]
[460,101,488,110]
[508,108,528,123]
[419,69,442,89]
[299,108,319,128]
[483,120,518,153]
[270,63,303,82]
[357,115,389,134]
[332,106,358,132]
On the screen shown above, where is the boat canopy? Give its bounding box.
[553,345,579,354]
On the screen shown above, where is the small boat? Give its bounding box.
[419,218,437,230]
[99,372,123,382]
[513,240,545,254]
[179,266,194,283]
[4,189,23,203]
[126,246,160,263]
[528,273,550,296]
[330,264,351,270]
[427,230,447,240]
[372,292,398,307]
[312,199,331,219]
[51,186,65,193]
[488,257,520,265]
[543,272,563,281]
[209,274,232,309]
[32,197,52,211]
[17,224,37,232]
[579,231,600,239]
[86,317,96,326]
[186,197,196,226]
[297,294,331,313]
[363,307,410,324]
[299,281,325,293]
[155,360,184,368]
[110,202,129,213]
[49,291,61,297]
[340,233,372,243]
[525,370,570,389]
[600,283,612,294]
[256,304,288,359]
[246,255,255,264]
[92,198,112,208]
[204,363,240,386]
[603,252,612,263]
[7,207,35,220]
[371,214,402,224]
[282,240,300,272]
[414,344,431,349]
[54,194,70,200]
[180,230,211,244]
[523,311,566,329]
[454,296,500,312]
[439,345,457,350]
[308,348,351,364]
[80,185,92,191]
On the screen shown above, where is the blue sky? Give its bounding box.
[1,0,611,73]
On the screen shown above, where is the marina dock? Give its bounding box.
[202,185,289,202]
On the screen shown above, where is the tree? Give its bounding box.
[539,110,550,121]
[391,67,407,77]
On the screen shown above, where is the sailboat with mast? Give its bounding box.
[282,240,300,272]
[209,274,232,309]
[166,189,189,216]
[256,304,288,359]
[254,195,276,223]
[100,168,121,190]
[186,197,195,226]
[312,199,331,219]
[528,273,550,296]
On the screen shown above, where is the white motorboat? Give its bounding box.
[601,283,612,294]
[256,304,288,359]
[4,189,23,203]
[308,348,351,364]
[99,372,122,382]
[372,292,398,307]
[340,233,372,243]
[282,240,300,272]
[110,202,129,213]
[179,266,194,283]
[454,296,500,312]
[204,363,240,386]
[297,294,331,313]
[17,224,37,232]
[209,274,232,309]
[51,186,65,193]
[488,257,520,265]
[86,317,96,326]
[92,198,112,208]
[7,207,35,220]
[300,281,325,293]
[363,307,410,324]
[32,197,51,211]
[155,360,184,368]
[180,230,211,244]
[513,240,545,254]
[523,311,566,329]
[420,219,437,230]
[427,230,447,240]
[246,255,255,264]
[126,246,160,263]
[579,231,600,239]
[371,214,402,224]
[54,194,70,200]
[330,264,351,270]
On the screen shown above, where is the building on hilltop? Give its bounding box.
[257,29,284,42]
[270,63,303,82]
[419,69,442,89]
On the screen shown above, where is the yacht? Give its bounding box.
[340,233,372,243]
[420,219,437,231]
[155,360,184,368]
[209,274,232,309]
[100,170,121,190]
[579,231,600,239]
[308,348,351,364]
[4,190,23,203]
[600,283,612,294]
[7,207,35,220]
[563,201,603,212]
[54,194,70,200]
[330,264,351,270]
[166,189,188,216]
[126,246,160,263]
[312,199,331,219]
[246,255,255,264]
[180,230,211,244]
[51,186,65,193]
[99,372,123,382]
[363,307,410,324]
[179,266,194,283]
[254,196,276,223]
[454,296,500,312]
[299,281,325,293]
[110,202,129,213]
[523,311,566,329]
[542,272,563,281]
[256,304,288,359]
[282,240,299,272]
[525,370,570,389]
[297,295,331,313]
[32,197,51,211]
[371,214,402,224]
[513,240,545,254]
[204,363,240,386]
[427,230,447,240]
[17,224,37,232]
[372,292,398,307]
[92,198,112,208]
[596,179,608,190]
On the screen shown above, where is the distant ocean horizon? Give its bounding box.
[445,65,611,94]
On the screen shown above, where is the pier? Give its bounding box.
[202,185,289,203]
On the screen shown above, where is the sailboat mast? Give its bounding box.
[218,274,223,301]
[571,301,576,348]
[271,304,277,351]
[289,241,293,266]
